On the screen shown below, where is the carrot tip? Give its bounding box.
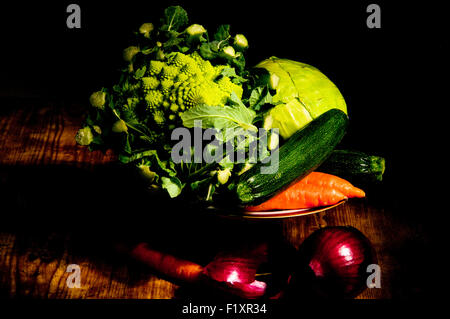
[351,188,366,198]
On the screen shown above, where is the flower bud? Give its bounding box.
[92,125,102,134]
[217,168,232,184]
[123,46,140,62]
[234,34,248,50]
[75,127,94,146]
[139,23,154,38]
[222,46,236,58]
[186,24,206,36]
[112,119,128,133]
[89,91,106,109]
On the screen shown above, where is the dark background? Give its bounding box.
[0,0,445,300]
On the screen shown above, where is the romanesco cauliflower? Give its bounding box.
[138,52,244,124]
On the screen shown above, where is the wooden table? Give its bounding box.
[0,97,420,299]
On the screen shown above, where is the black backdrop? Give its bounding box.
[0,0,445,300]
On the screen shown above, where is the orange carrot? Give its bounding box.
[246,172,365,211]
[130,243,204,283]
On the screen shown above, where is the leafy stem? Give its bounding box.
[113,109,154,145]
[216,35,231,50]
[206,183,214,201]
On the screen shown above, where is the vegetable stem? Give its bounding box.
[187,162,217,181]
[206,183,213,201]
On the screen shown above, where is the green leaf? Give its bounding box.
[219,155,234,170]
[118,150,157,164]
[161,176,183,198]
[231,54,246,73]
[228,91,247,109]
[119,149,177,178]
[190,177,212,192]
[158,160,177,177]
[220,67,237,78]
[161,6,188,32]
[214,24,230,41]
[134,66,147,79]
[220,67,247,84]
[181,93,257,132]
[209,41,221,52]
[113,84,122,93]
[122,134,132,154]
[249,86,273,111]
[91,134,104,145]
[118,154,131,164]
[141,47,157,55]
[165,38,185,49]
[199,42,217,60]
[163,30,185,49]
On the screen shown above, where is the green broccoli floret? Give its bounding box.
[169,103,179,112]
[142,76,160,91]
[177,80,227,109]
[153,110,165,126]
[196,60,216,80]
[125,52,244,125]
[148,60,165,75]
[169,52,191,67]
[127,97,139,109]
[160,79,174,95]
[180,61,201,77]
[160,65,179,80]
[162,100,170,109]
[174,72,189,83]
[217,76,243,99]
[145,90,164,110]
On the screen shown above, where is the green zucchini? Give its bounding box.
[236,108,348,205]
[319,150,385,183]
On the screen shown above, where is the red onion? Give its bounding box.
[202,243,269,298]
[286,226,377,299]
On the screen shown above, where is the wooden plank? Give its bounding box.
[0,232,177,299]
[0,99,115,166]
